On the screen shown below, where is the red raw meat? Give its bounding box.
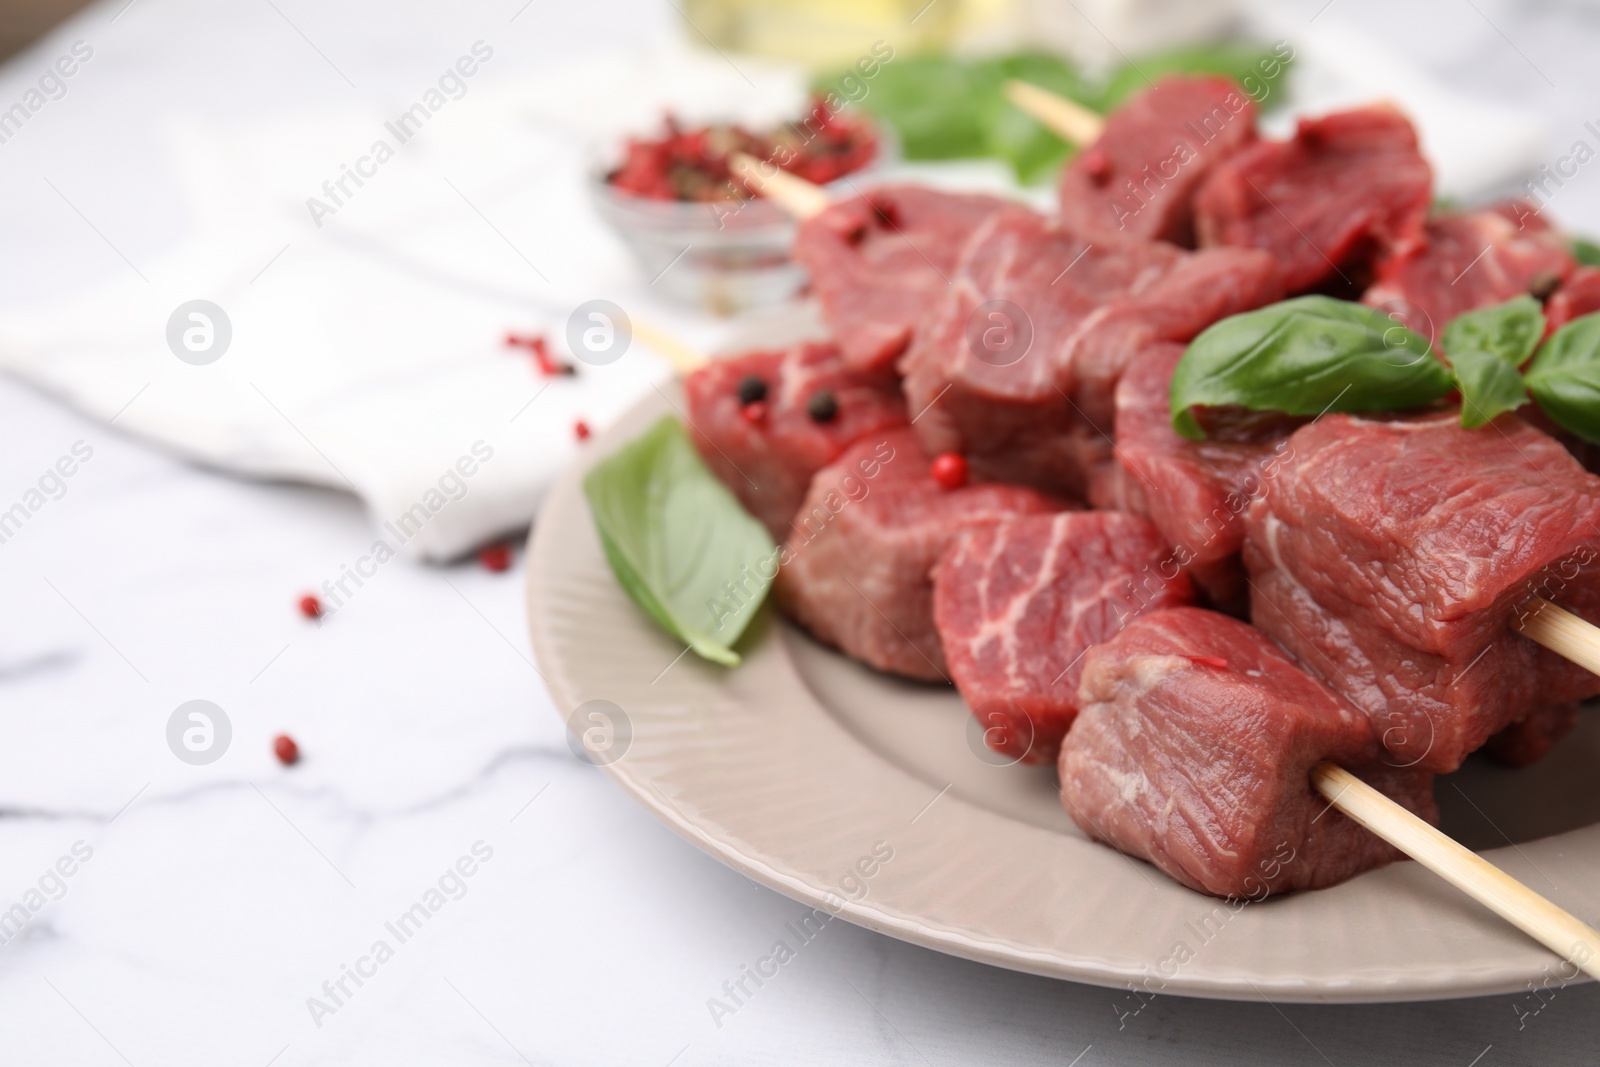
[1520,405,1600,476]
[1363,201,1574,344]
[932,512,1194,765]
[1058,75,1257,246]
[1244,414,1600,772]
[1195,105,1432,294]
[1482,704,1579,768]
[1061,607,1437,898]
[684,341,907,539]
[902,208,1280,495]
[792,185,1021,372]
[774,429,1063,680]
[1547,265,1600,331]
[1112,343,1297,568]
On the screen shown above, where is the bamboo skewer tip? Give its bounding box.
[728,152,830,221]
[1312,761,1600,982]
[632,320,708,376]
[1001,80,1106,146]
[1513,597,1600,678]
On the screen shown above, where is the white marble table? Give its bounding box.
[2,0,1599,1063]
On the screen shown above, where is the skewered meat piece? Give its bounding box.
[684,340,907,539]
[1482,703,1580,768]
[1546,265,1600,331]
[792,185,1023,373]
[1243,413,1600,772]
[932,511,1194,765]
[1058,75,1257,247]
[1195,105,1432,294]
[901,208,1281,495]
[1109,341,1300,611]
[774,428,1064,680]
[1061,607,1437,898]
[1362,200,1574,344]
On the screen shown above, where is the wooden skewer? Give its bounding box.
[1512,597,1600,676]
[633,320,708,375]
[729,151,830,220]
[1312,762,1600,980]
[1002,80,1106,146]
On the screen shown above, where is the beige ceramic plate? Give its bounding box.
[525,382,1600,1003]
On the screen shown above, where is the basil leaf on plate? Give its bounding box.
[1169,296,1451,440]
[583,416,777,666]
[1573,237,1600,268]
[1525,312,1600,445]
[1440,296,1541,428]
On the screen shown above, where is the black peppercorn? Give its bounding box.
[807,389,839,423]
[1529,271,1562,302]
[737,375,767,405]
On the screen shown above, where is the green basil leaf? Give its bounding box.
[1448,346,1530,428]
[1573,237,1600,268]
[983,52,1094,183]
[1169,296,1451,440]
[1442,294,1545,368]
[817,54,995,161]
[1526,312,1600,445]
[983,93,1075,184]
[583,416,777,666]
[1439,296,1540,428]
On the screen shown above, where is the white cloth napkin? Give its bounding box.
[0,41,812,561]
[0,32,1549,560]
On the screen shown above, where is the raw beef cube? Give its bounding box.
[901,209,1280,495]
[1244,414,1600,772]
[932,512,1194,765]
[774,429,1063,680]
[1363,201,1574,344]
[1105,342,1295,613]
[1522,406,1600,476]
[792,185,1020,372]
[1112,343,1297,570]
[1195,105,1432,294]
[684,340,907,539]
[1059,74,1257,246]
[1482,704,1579,768]
[1547,265,1600,331]
[1061,607,1437,898]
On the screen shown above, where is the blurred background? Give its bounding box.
[1,0,92,59]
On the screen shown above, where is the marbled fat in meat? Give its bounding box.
[901,209,1280,495]
[774,429,1064,680]
[932,511,1194,765]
